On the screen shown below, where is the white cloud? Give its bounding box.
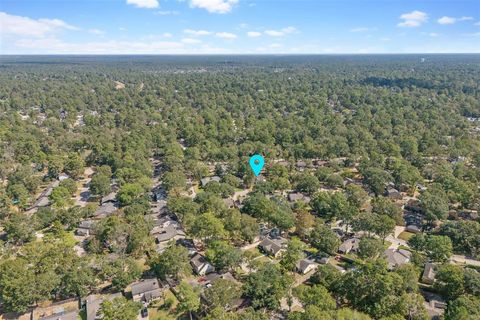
[438,16,456,25]
[0,12,78,37]
[247,31,261,37]
[428,32,439,37]
[181,38,202,44]
[475,21,480,26]
[215,32,237,39]
[119,27,127,31]
[189,0,238,14]
[89,29,105,35]
[437,16,474,25]
[155,10,180,15]
[398,10,428,27]
[163,32,173,38]
[126,0,159,8]
[13,37,185,54]
[264,26,297,37]
[184,29,212,36]
[380,37,391,41]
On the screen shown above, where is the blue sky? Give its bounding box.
[1,0,479,54]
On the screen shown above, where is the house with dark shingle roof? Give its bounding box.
[384,248,412,270]
[131,279,163,303]
[258,237,286,258]
[296,259,318,275]
[190,253,215,276]
[85,293,122,320]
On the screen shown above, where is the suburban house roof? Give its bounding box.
[296,259,317,273]
[288,193,304,202]
[85,293,122,320]
[258,237,286,256]
[338,238,360,253]
[101,192,116,204]
[422,263,436,283]
[94,201,117,217]
[200,176,221,187]
[131,279,161,297]
[78,220,95,229]
[190,253,211,270]
[384,248,412,269]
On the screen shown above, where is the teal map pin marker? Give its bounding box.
[249,154,265,177]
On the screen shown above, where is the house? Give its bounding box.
[258,237,286,258]
[288,193,303,202]
[317,256,330,265]
[94,201,118,217]
[405,224,421,234]
[296,259,318,275]
[131,279,163,303]
[384,249,412,269]
[85,293,122,320]
[101,192,117,204]
[338,238,360,254]
[39,310,78,320]
[385,187,402,200]
[296,161,307,171]
[421,263,436,285]
[76,220,95,236]
[200,176,221,187]
[152,224,186,243]
[202,272,236,288]
[177,238,197,256]
[190,253,215,275]
[58,173,70,181]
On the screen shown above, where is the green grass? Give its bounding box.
[149,289,179,320]
[398,231,415,241]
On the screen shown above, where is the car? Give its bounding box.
[141,307,148,318]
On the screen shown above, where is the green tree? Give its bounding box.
[205,240,243,272]
[117,183,144,206]
[358,237,384,260]
[191,212,225,242]
[204,279,242,311]
[177,281,201,320]
[434,264,465,300]
[89,173,111,198]
[309,223,340,255]
[64,153,84,179]
[100,297,141,320]
[280,237,306,272]
[445,295,480,320]
[150,243,191,280]
[59,178,78,195]
[243,264,293,310]
[293,284,336,311]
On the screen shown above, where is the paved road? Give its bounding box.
[451,254,480,267]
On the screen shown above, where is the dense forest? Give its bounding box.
[0,55,479,320]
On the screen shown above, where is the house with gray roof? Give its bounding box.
[190,253,215,276]
[258,237,286,258]
[85,293,122,320]
[384,248,412,270]
[338,238,360,254]
[200,176,221,187]
[131,279,163,303]
[421,263,436,285]
[296,259,318,275]
[76,220,95,236]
